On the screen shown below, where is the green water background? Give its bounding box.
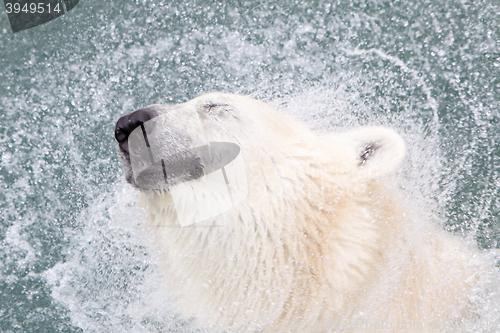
[0,0,499,331]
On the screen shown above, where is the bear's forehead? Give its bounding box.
[147,93,238,119]
[183,93,237,109]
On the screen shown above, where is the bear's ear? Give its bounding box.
[344,126,406,178]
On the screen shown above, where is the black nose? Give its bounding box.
[115,107,159,154]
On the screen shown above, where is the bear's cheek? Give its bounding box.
[245,160,286,199]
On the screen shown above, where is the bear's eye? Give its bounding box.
[359,143,380,166]
[204,102,232,115]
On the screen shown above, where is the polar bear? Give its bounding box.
[114,93,485,332]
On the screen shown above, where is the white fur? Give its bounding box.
[127,93,488,332]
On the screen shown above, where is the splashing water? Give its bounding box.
[1,0,499,331]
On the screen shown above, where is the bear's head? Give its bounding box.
[115,92,404,195]
[114,92,407,329]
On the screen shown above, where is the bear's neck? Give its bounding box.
[140,165,397,328]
